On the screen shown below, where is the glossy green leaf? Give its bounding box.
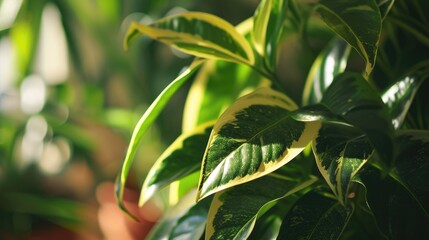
[252,0,285,71]
[382,73,427,129]
[169,196,212,240]
[115,60,204,218]
[313,123,373,204]
[316,0,381,76]
[146,189,210,240]
[278,190,354,240]
[125,12,255,65]
[206,174,316,239]
[139,121,214,206]
[321,72,394,166]
[182,60,268,132]
[197,87,321,200]
[302,38,351,106]
[377,0,395,19]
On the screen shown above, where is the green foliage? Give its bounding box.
[118,0,429,238]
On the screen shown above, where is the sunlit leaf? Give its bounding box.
[252,0,285,71]
[197,87,321,200]
[302,38,351,105]
[139,121,214,206]
[316,0,381,76]
[313,123,373,204]
[382,72,428,129]
[125,12,255,65]
[115,60,204,218]
[277,191,354,240]
[206,175,316,239]
[182,60,268,132]
[321,72,394,166]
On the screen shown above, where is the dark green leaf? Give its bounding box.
[382,72,427,129]
[377,0,395,19]
[125,12,255,65]
[197,88,321,200]
[206,175,316,239]
[316,0,381,76]
[115,60,204,219]
[277,190,354,240]
[313,123,373,204]
[322,72,394,167]
[302,38,351,105]
[358,130,429,238]
[139,122,213,206]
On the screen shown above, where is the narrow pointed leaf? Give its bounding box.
[302,38,351,105]
[125,12,255,65]
[377,0,395,19]
[382,72,428,129]
[316,0,381,76]
[182,60,267,132]
[321,72,394,167]
[252,0,285,71]
[197,88,321,200]
[139,121,214,206]
[277,191,354,240]
[115,60,204,218]
[313,123,373,204]
[206,175,316,240]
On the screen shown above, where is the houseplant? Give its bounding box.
[116,0,429,238]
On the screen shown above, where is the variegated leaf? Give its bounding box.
[125,12,255,65]
[115,60,204,218]
[196,87,321,200]
[302,38,351,105]
[313,123,373,204]
[252,0,285,71]
[316,0,381,76]
[321,72,394,166]
[139,121,214,206]
[206,174,316,239]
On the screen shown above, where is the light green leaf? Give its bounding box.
[313,123,373,204]
[182,60,268,132]
[252,0,285,71]
[302,38,351,106]
[115,60,204,218]
[125,12,255,65]
[139,121,214,206]
[382,72,428,129]
[316,0,381,76]
[197,87,321,200]
[206,175,316,239]
[277,191,354,240]
[321,72,394,166]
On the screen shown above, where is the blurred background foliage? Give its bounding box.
[0,0,262,239]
